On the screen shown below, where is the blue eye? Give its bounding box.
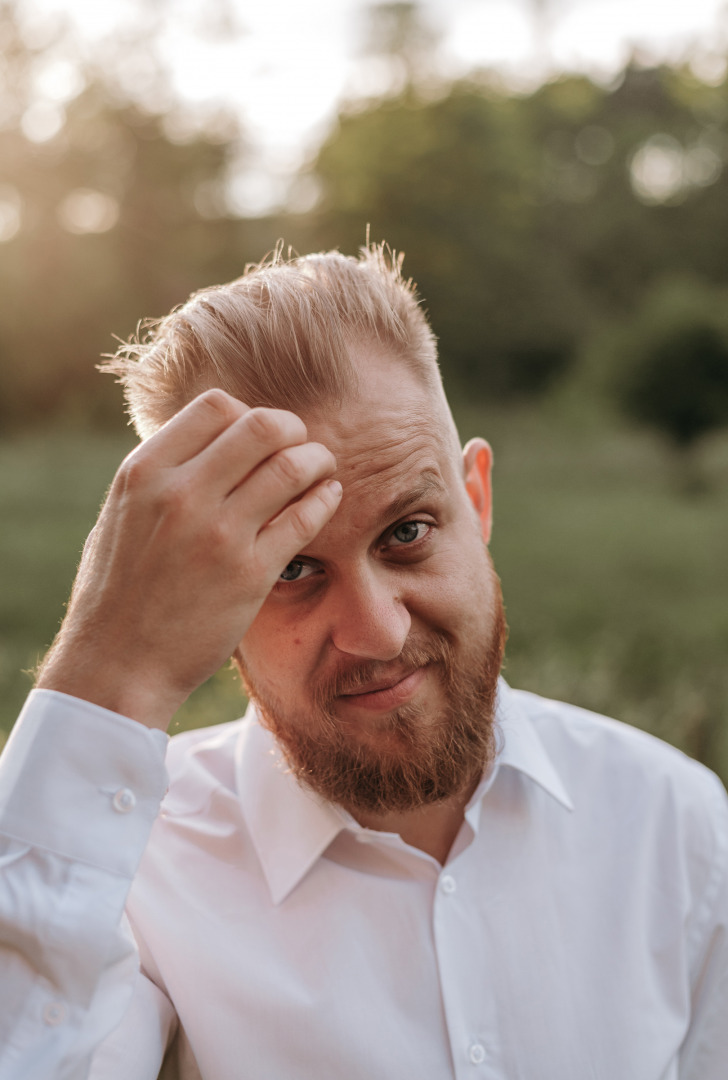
[279,560,315,582]
[390,521,428,546]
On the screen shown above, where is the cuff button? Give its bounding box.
[43,1002,67,1026]
[112,787,136,813]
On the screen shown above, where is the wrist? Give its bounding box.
[36,647,177,732]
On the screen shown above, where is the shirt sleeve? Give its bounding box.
[679,771,728,1080]
[0,689,171,1080]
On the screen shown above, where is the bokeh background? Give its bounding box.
[1,0,727,783]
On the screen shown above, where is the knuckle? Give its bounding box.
[288,501,316,542]
[270,448,306,487]
[277,409,307,440]
[245,407,307,446]
[153,479,188,515]
[197,388,239,422]
[203,517,230,552]
[245,407,281,443]
[116,453,150,492]
[319,445,337,473]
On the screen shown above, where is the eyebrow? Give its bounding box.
[378,469,447,527]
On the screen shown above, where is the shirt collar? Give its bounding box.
[236,679,573,905]
[235,709,349,905]
[490,679,574,811]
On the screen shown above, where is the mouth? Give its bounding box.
[336,665,429,712]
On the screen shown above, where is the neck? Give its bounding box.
[346,775,479,865]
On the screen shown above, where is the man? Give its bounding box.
[0,246,726,1080]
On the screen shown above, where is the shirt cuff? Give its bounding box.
[0,689,169,878]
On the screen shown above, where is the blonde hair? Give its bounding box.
[103,244,441,439]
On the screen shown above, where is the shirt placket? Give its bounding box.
[432,853,504,1080]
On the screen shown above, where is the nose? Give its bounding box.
[327,567,411,661]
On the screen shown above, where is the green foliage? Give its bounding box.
[622,324,728,446]
[0,430,135,734]
[5,0,728,431]
[458,399,728,780]
[277,60,728,426]
[608,276,728,450]
[305,81,583,399]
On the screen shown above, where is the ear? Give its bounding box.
[462,438,493,544]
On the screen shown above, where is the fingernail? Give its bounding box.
[327,480,343,497]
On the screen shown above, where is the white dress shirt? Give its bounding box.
[0,682,727,1080]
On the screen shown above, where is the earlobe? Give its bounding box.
[462,438,493,543]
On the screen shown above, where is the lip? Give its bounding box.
[336,666,428,712]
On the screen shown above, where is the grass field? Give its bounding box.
[2,404,727,784]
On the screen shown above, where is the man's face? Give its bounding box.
[237,350,506,815]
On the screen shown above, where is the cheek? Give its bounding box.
[238,606,317,697]
[415,536,496,628]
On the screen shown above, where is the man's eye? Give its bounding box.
[389,521,429,546]
[279,560,315,582]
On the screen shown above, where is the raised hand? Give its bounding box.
[36,389,341,730]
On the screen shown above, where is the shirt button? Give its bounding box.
[469,1043,486,1065]
[112,787,136,813]
[440,874,457,894]
[43,1002,66,1026]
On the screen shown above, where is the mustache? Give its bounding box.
[311,635,454,705]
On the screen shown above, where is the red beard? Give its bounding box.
[238,592,507,815]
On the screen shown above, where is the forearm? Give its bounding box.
[0,691,168,1079]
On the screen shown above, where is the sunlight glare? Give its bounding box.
[553,0,728,71]
[446,2,532,68]
[35,57,85,102]
[159,14,348,155]
[20,0,728,162]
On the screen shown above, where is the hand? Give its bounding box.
[36,390,342,730]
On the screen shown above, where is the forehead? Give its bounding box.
[303,351,461,520]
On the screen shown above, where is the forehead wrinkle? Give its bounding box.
[308,393,448,454]
[335,431,450,524]
[304,393,460,520]
[338,427,433,478]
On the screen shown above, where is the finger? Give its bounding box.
[258,478,343,573]
[136,389,249,469]
[192,406,310,498]
[230,442,337,526]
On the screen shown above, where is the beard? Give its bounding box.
[236,590,507,817]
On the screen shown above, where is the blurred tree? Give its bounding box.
[622,323,728,445]
[302,1,580,399]
[0,0,264,431]
[283,57,728,407]
[301,78,590,399]
[5,0,728,430]
[357,1,441,87]
[610,278,728,486]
